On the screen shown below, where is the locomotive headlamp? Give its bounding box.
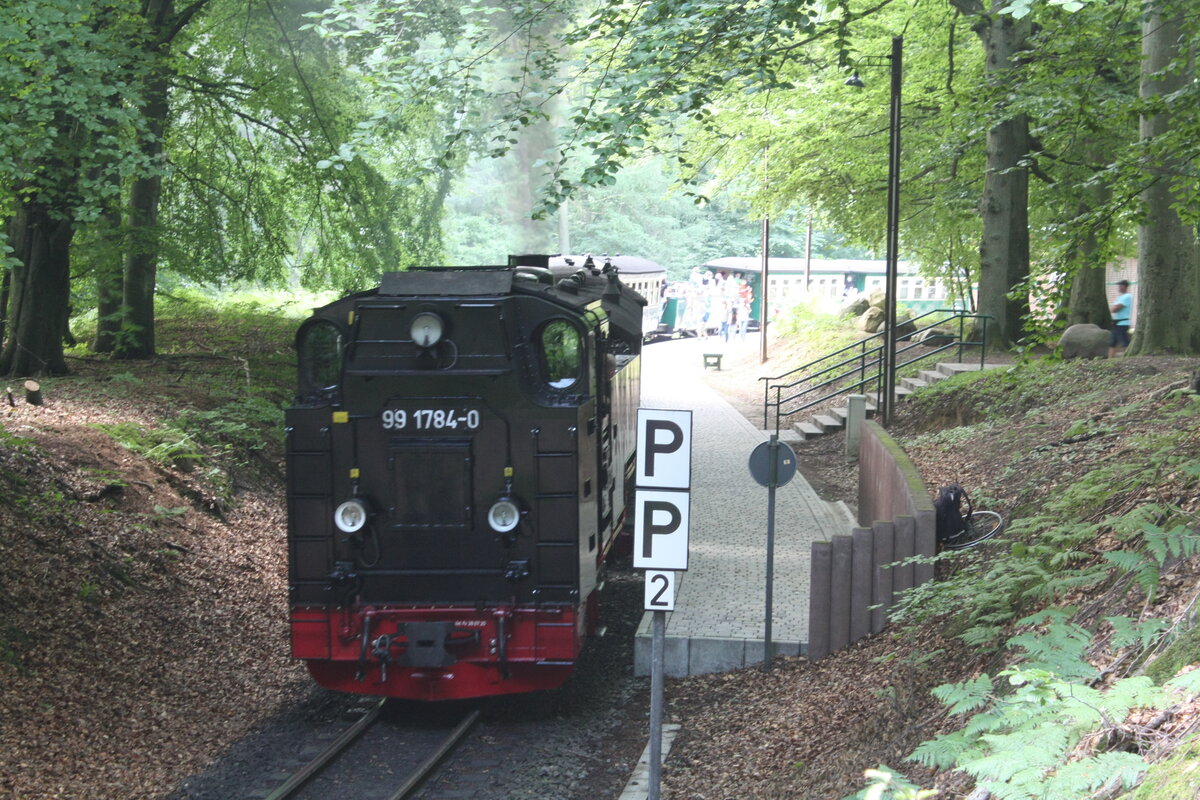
[333,498,369,533]
[487,497,521,534]
[410,312,445,348]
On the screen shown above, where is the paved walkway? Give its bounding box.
[632,337,854,677]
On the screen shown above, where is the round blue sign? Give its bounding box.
[748,440,798,487]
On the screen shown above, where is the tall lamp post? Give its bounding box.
[846,35,902,426]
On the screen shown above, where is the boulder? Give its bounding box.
[840,295,870,317]
[895,310,917,341]
[857,306,885,333]
[914,326,958,346]
[1058,323,1109,359]
[867,288,887,309]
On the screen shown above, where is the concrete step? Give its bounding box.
[813,414,844,433]
[918,369,944,384]
[899,376,928,392]
[777,428,803,445]
[795,421,824,440]
[936,361,988,378]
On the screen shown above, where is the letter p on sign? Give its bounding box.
[636,409,691,489]
[633,409,692,571]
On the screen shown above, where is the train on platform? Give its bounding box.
[285,254,646,701]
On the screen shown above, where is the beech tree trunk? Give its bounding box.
[975,6,1031,349]
[0,248,10,347]
[949,1,1032,349]
[91,152,125,353]
[1067,192,1114,328]
[116,65,169,360]
[1067,259,1111,328]
[116,0,177,361]
[92,210,124,354]
[0,200,74,377]
[1128,5,1200,355]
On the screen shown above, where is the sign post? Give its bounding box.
[634,409,692,800]
[748,434,797,670]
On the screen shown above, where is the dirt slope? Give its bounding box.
[0,330,309,798]
[659,351,1200,799]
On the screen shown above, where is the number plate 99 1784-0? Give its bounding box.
[381,408,481,431]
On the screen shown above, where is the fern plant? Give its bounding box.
[908,619,1200,800]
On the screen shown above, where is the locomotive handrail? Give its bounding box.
[761,308,993,433]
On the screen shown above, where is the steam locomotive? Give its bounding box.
[285,255,645,700]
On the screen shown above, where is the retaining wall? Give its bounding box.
[806,420,935,660]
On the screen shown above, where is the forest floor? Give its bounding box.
[2,308,1199,799]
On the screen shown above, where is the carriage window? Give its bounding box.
[538,320,581,389]
[298,319,344,392]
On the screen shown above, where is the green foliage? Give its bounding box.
[912,618,1165,799]
[776,298,862,351]
[93,421,203,469]
[0,0,154,221]
[1007,609,1096,680]
[1127,740,1200,800]
[1106,615,1169,652]
[78,580,100,603]
[845,766,936,800]
[174,397,284,455]
[1144,621,1200,686]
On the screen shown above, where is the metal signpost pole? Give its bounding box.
[748,436,796,673]
[648,610,665,800]
[634,408,692,800]
[763,435,778,670]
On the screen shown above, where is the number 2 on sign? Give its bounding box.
[644,570,676,611]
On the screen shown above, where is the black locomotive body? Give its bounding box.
[286,256,644,700]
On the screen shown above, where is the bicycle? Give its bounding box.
[940,487,1004,550]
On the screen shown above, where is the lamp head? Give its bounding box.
[844,71,866,88]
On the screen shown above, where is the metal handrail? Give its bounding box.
[760,309,994,433]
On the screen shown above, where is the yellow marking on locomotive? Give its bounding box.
[332,411,349,423]
[504,466,514,477]
[350,468,360,479]
[348,310,355,325]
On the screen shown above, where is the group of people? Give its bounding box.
[665,268,755,342]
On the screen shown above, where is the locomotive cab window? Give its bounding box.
[538,320,582,389]
[297,319,344,393]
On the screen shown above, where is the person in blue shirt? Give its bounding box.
[1109,279,1133,358]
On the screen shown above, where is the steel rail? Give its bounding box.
[386,707,482,800]
[264,698,386,800]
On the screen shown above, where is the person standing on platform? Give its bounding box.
[1109,279,1133,358]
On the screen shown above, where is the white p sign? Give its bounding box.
[634,408,692,571]
[633,490,690,570]
[635,409,692,489]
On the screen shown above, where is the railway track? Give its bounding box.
[265,699,482,800]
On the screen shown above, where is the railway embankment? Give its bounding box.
[663,350,1200,799]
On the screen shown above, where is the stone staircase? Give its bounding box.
[774,361,1000,443]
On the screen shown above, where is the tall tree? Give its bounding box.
[0,1,149,376]
[1127,1,1199,354]
[115,0,200,360]
[948,0,1032,348]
